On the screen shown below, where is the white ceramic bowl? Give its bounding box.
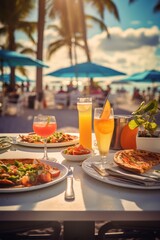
[136,135,160,153]
[61,149,92,162]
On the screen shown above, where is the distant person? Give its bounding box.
[21,82,25,93]
[2,83,9,97]
[57,86,66,93]
[43,85,50,108]
[67,81,74,92]
[82,85,89,96]
[158,91,160,104]
[141,90,147,101]
[132,87,142,101]
[152,87,157,100]
[35,91,44,109]
[103,84,111,97]
[26,81,30,92]
[8,89,19,103]
[45,84,49,91]
[146,86,152,101]
[89,80,103,94]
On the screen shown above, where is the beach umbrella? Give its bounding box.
[0,49,48,68]
[0,49,48,88]
[111,79,131,84]
[0,73,34,83]
[46,61,126,78]
[120,69,160,83]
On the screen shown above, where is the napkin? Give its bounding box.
[92,163,160,186]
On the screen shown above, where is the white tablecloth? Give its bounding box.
[0,133,160,223]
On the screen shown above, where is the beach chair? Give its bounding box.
[97,221,160,239]
[54,93,68,108]
[1,94,25,116]
[69,91,82,109]
[0,221,61,240]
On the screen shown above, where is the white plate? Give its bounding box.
[16,136,79,148]
[82,155,160,190]
[0,161,68,193]
[61,149,92,162]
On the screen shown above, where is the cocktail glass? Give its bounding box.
[94,107,114,166]
[77,97,92,149]
[33,115,57,161]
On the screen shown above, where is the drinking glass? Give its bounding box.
[77,97,92,149]
[94,108,114,166]
[33,115,57,160]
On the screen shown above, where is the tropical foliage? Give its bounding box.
[129,0,160,13]
[0,0,37,86]
[0,0,36,50]
[129,100,160,137]
[46,0,120,63]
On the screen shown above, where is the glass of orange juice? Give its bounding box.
[33,115,57,160]
[94,107,114,166]
[77,97,92,149]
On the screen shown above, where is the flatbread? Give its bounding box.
[114,149,160,174]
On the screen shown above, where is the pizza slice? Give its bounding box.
[114,149,160,174]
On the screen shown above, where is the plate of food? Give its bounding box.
[61,144,92,161]
[16,132,79,148]
[82,150,160,189]
[0,158,68,193]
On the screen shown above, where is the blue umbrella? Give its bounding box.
[46,61,126,78]
[0,73,34,83]
[120,69,160,83]
[0,49,48,68]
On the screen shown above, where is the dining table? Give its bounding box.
[0,133,160,240]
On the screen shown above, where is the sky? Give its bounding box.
[8,0,160,88]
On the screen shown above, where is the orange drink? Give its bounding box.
[94,105,114,165]
[77,98,92,149]
[94,117,114,156]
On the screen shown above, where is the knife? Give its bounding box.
[65,166,75,201]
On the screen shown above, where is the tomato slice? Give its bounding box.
[50,168,60,178]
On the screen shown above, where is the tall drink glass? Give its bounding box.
[33,115,57,161]
[77,97,92,149]
[94,107,114,166]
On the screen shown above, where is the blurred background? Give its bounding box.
[0,0,160,132]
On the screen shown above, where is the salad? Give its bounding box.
[0,159,60,188]
[19,132,77,144]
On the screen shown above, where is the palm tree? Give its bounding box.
[0,0,36,87]
[47,0,114,64]
[81,0,120,61]
[36,0,45,98]
[47,23,85,65]
[129,0,160,13]
[153,0,160,12]
[85,0,120,21]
